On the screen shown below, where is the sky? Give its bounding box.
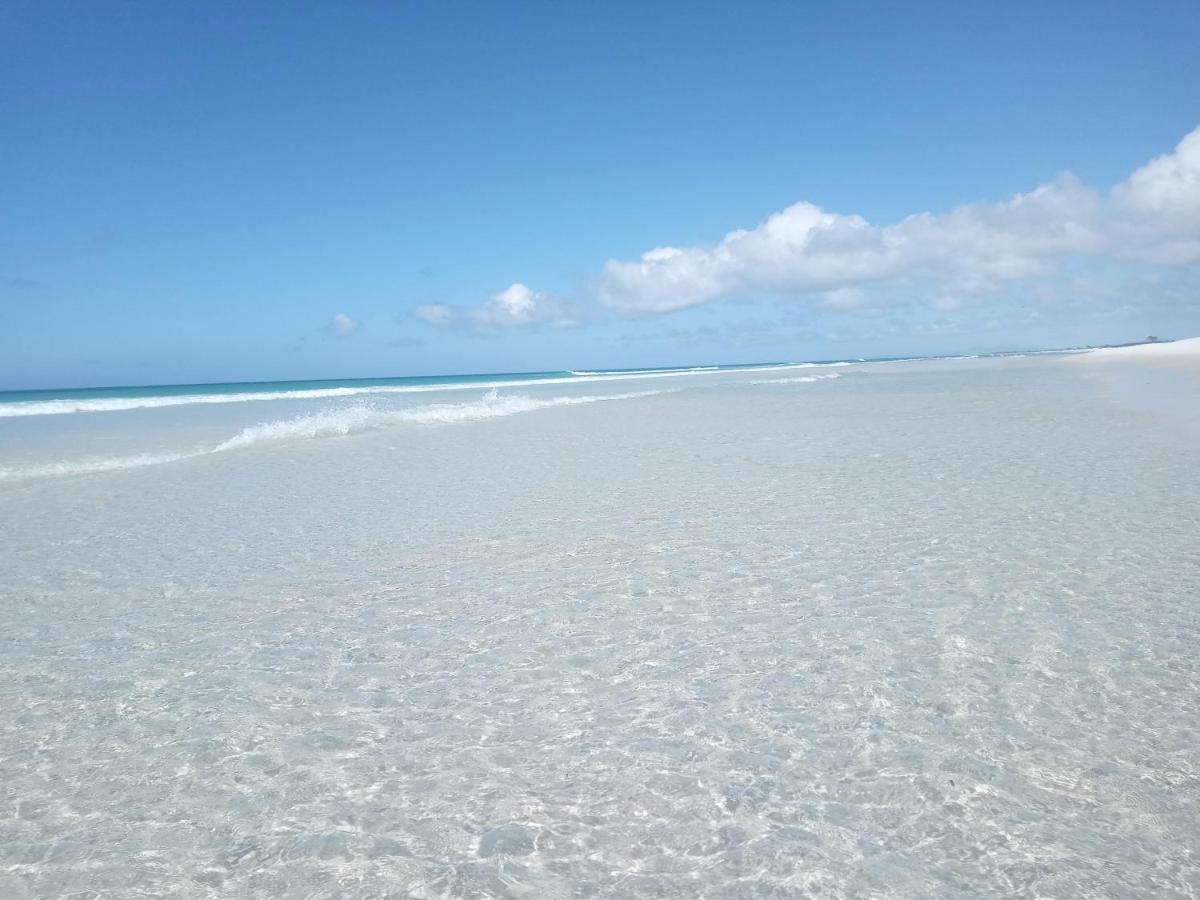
[2,1,1199,389]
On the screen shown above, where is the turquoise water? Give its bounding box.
[1,353,1196,898]
[0,362,808,408]
[0,360,855,480]
[0,354,1036,411]
[0,371,579,404]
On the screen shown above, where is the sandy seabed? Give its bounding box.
[1,348,1198,898]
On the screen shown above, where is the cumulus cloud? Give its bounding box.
[414,283,578,332]
[576,126,1199,315]
[328,312,361,336]
[410,127,1198,333]
[1110,128,1200,264]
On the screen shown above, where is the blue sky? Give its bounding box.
[2,1,1199,389]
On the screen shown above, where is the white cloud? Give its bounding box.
[414,283,577,332]
[574,126,1199,316]
[326,312,362,336]
[414,127,1199,334]
[328,312,361,336]
[1110,127,1200,264]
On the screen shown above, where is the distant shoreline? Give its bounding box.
[1073,336,1200,377]
[0,341,1158,399]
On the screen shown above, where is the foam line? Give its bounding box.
[0,389,667,482]
[746,373,843,384]
[0,362,851,417]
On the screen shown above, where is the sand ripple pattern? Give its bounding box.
[1,361,1197,897]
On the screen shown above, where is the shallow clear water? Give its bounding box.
[1,358,1197,898]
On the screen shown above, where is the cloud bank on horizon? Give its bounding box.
[419,126,1200,330]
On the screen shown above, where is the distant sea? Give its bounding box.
[2,349,1197,898]
[0,361,836,415]
[0,353,1049,481]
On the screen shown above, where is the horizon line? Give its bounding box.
[0,338,1171,397]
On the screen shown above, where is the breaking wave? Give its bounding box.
[746,373,843,384]
[0,362,852,418]
[0,381,573,418]
[569,366,720,376]
[0,388,667,482]
[0,451,208,482]
[213,389,666,452]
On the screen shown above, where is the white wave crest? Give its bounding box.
[0,362,852,418]
[0,451,207,482]
[0,383,523,418]
[747,373,843,384]
[216,388,666,451]
[0,389,667,482]
[569,366,720,376]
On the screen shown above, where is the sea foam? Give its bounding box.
[746,373,842,384]
[214,388,668,451]
[0,362,849,418]
[569,366,720,376]
[0,389,668,482]
[0,451,208,482]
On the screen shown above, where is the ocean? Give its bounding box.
[1,353,1197,897]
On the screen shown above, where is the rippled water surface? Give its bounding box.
[1,358,1198,898]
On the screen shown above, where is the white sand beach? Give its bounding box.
[1077,337,1200,376]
